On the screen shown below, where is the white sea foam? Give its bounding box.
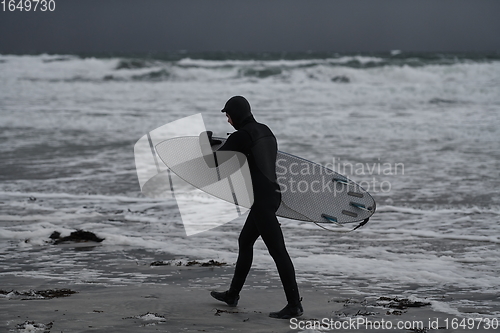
[1,53,499,317]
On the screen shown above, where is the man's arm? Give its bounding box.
[198,130,252,168]
[217,130,252,155]
[202,130,251,168]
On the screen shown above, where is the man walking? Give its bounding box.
[210,96,303,319]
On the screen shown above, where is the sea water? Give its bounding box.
[0,52,499,317]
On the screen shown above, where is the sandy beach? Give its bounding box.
[1,245,493,333]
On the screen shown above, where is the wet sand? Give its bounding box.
[0,254,485,333]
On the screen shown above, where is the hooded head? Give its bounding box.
[221,96,253,129]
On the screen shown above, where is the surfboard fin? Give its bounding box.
[321,213,339,223]
[349,202,373,212]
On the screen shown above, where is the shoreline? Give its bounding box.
[1,259,491,333]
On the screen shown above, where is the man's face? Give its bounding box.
[226,114,234,128]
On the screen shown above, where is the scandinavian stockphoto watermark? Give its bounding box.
[134,114,254,236]
[277,157,404,195]
[134,114,402,236]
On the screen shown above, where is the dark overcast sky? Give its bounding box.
[1,0,499,54]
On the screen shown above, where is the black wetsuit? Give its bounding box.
[218,116,300,305]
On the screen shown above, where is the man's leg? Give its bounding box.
[230,209,260,293]
[211,209,260,306]
[253,206,301,309]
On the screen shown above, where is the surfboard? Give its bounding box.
[154,135,376,231]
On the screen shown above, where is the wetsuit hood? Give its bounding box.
[221,96,253,130]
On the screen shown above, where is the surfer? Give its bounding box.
[209,96,303,319]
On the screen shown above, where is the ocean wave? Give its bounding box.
[238,67,283,78]
[3,53,500,85]
[130,69,172,81]
[42,56,77,63]
[1,51,499,319]
[115,58,157,70]
[375,204,500,215]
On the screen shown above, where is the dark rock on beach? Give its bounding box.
[377,296,431,310]
[150,259,227,267]
[16,321,53,333]
[190,259,227,267]
[0,288,77,300]
[331,296,431,318]
[50,230,105,245]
